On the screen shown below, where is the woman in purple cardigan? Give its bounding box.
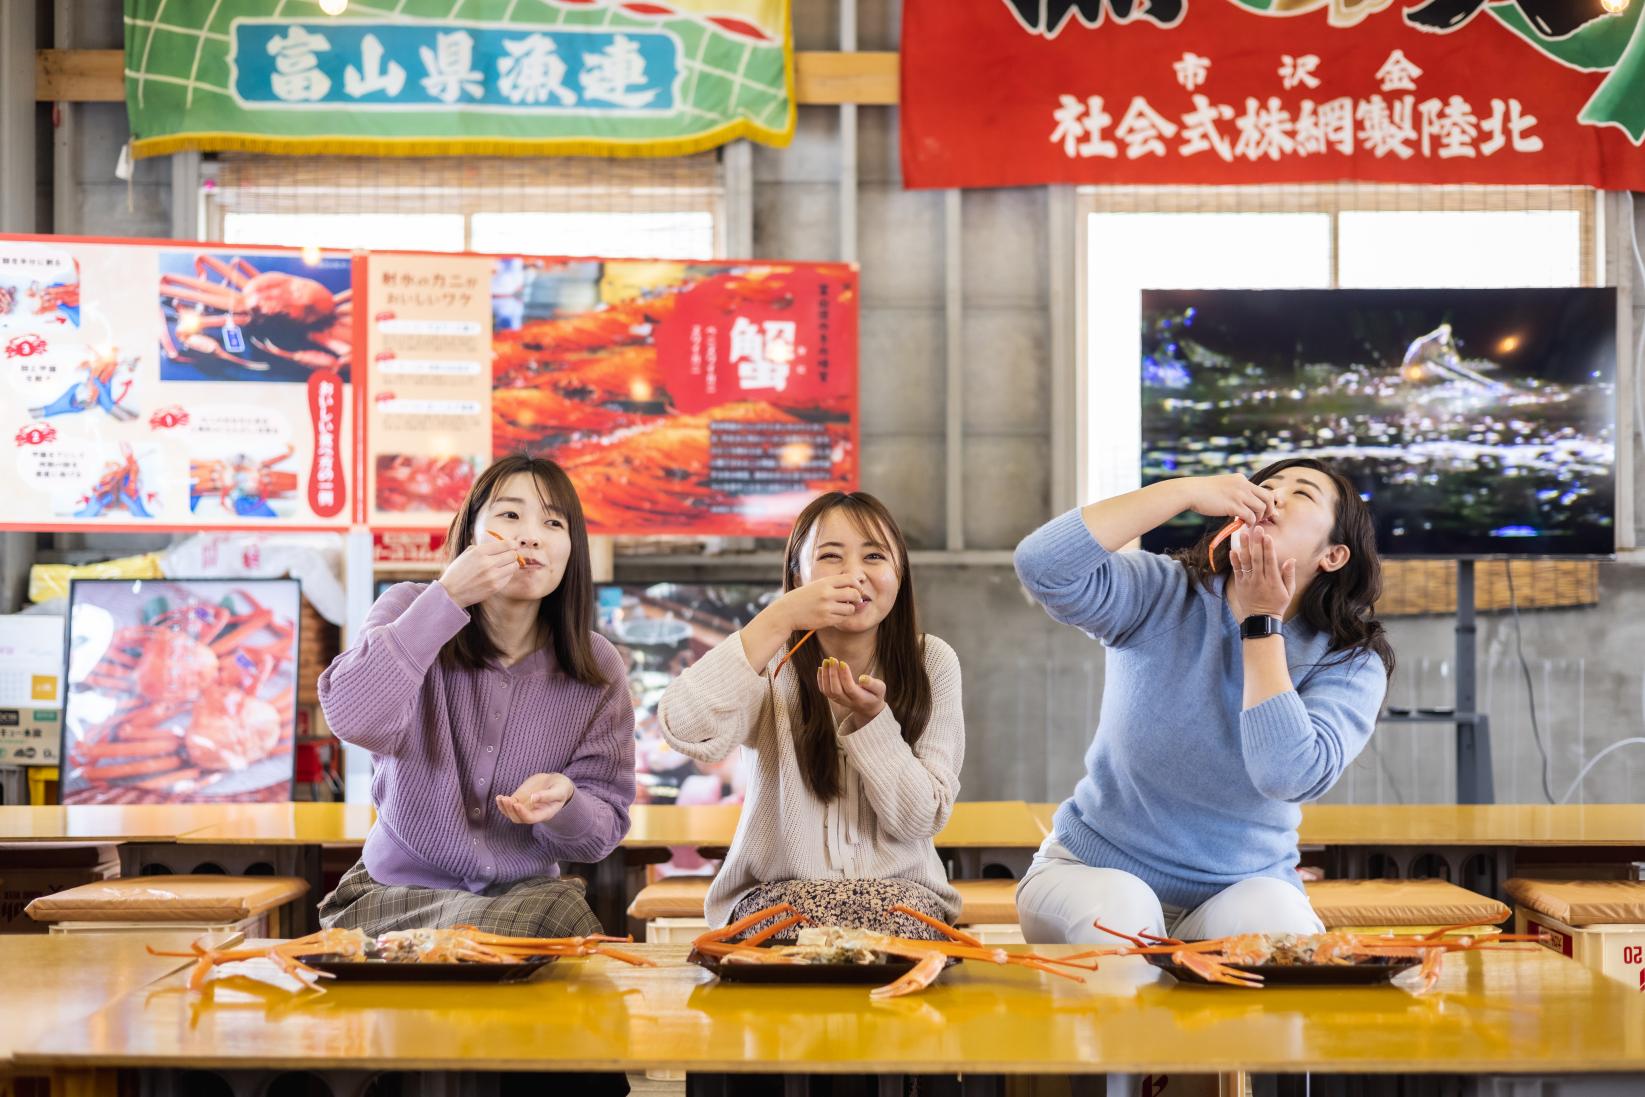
[317,454,635,938]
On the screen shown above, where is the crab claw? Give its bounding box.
[1173,948,1265,988]
[870,951,948,999]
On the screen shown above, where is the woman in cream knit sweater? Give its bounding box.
[658,491,964,939]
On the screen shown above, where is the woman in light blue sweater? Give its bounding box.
[1013,458,1393,943]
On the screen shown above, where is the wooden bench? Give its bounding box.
[1508,877,1645,990]
[24,874,309,937]
[629,877,1024,943]
[1306,878,1509,933]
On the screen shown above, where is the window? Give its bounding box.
[203,154,724,258]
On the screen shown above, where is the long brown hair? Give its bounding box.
[780,491,931,802]
[439,454,606,686]
[1173,458,1395,679]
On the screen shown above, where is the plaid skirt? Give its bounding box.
[727,877,951,942]
[318,859,603,938]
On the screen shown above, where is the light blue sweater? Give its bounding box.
[1015,509,1388,909]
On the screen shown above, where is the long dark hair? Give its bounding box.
[439,454,606,687]
[780,491,931,802]
[1173,458,1395,679]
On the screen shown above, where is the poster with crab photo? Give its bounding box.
[363,250,860,536]
[0,234,355,531]
[60,578,300,804]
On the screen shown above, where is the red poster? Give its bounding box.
[0,233,355,532]
[365,255,859,537]
[901,0,1645,189]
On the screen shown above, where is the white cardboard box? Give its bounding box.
[1516,905,1645,992]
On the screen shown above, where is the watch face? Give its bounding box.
[1242,615,1280,638]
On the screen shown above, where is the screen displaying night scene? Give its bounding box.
[1139,287,1617,558]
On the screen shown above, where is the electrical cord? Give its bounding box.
[1503,561,1558,804]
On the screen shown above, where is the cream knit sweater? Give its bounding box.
[658,631,965,927]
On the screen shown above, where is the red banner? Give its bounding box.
[901,0,1645,190]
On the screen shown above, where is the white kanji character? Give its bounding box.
[1315,97,1355,154]
[498,33,577,106]
[731,317,790,392]
[267,26,331,103]
[419,31,484,103]
[1479,98,1543,155]
[1375,49,1423,93]
[1114,96,1178,159]
[1419,95,1478,159]
[1173,52,1211,92]
[1233,96,1296,161]
[1050,95,1087,157]
[1077,97,1118,158]
[1049,95,1117,158]
[1178,94,1235,162]
[579,34,657,108]
[344,33,406,98]
[1279,54,1321,91]
[1356,94,1416,159]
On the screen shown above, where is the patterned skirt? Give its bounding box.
[726,877,951,942]
[317,859,603,938]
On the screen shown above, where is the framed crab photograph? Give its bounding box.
[157,250,354,385]
[59,578,301,805]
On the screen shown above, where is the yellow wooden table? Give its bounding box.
[1029,803,1645,849]
[623,801,1047,851]
[1298,804,1645,847]
[14,943,1645,1088]
[174,803,377,846]
[0,932,204,1078]
[0,804,242,844]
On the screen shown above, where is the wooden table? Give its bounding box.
[622,800,1047,851]
[1297,804,1645,848]
[14,943,1645,1090]
[174,803,376,846]
[0,804,241,844]
[0,933,202,1077]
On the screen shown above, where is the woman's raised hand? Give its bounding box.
[1180,474,1276,529]
[777,575,865,633]
[435,538,520,608]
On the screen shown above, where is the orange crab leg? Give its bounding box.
[890,904,983,950]
[693,903,800,947]
[739,913,809,946]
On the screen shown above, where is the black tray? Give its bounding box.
[688,947,961,985]
[294,953,556,983]
[1145,952,1418,987]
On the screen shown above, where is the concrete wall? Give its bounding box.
[7,0,1645,806]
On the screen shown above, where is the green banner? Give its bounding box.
[124,0,793,158]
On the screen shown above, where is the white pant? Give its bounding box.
[1015,838,1324,944]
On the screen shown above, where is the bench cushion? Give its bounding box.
[25,874,309,923]
[953,879,1018,925]
[628,877,711,921]
[1306,879,1508,928]
[1506,878,1645,927]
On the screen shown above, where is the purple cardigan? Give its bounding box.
[318,582,635,892]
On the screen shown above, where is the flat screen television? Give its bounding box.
[1138,288,1618,558]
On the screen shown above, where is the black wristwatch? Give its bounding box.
[1240,614,1283,640]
